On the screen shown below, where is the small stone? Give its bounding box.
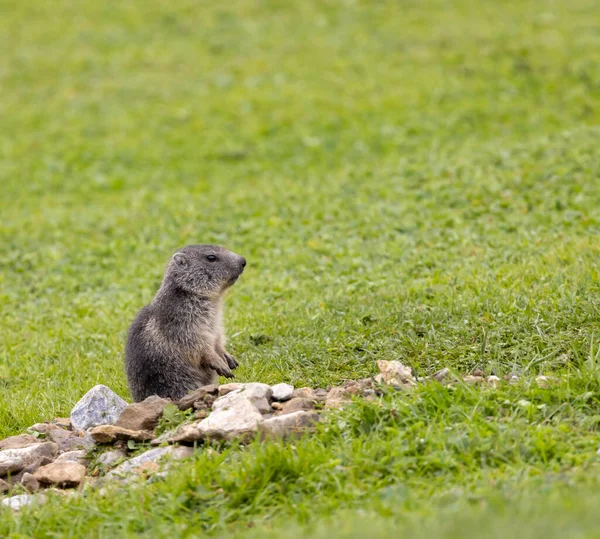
[1,494,47,511]
[325,387,351,409]
[363,389,376,398]
[70,385,128,432]
[55,450,89,467]
[193,410,208,421]
[20,472,40,492]
[34,462,86,488]
[260,411,320,439]
[116,395,170,431]
[343,382,362,396]
[271,402,283,411]
[28,423,59,435]
[90,425,154,444]
[292,387,316,400]
[0,442,58,477]
[0,434,38,450]
[52,418,72,430]
[473,369,485,377]
[375,360,417,387]
[176,385,219,411]
[97,448,127,468]
[271,383,294,402]
[218,383,244,396]
[279,398,315,415]
[135,461,160,476]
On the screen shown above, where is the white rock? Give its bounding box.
[201,392,264,441]
[0,442,58,476]
[214,383,272,414]
[259,411,319,438]
[271,383,294,402]
[1,494,47,511]
[70,385,128,431]
[375,360,417,387]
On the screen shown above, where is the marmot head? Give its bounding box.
[164,244,246,296]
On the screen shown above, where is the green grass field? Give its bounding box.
[1,0,600,536]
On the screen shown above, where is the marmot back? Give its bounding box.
[125,245,246,402]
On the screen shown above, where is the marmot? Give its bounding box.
[125,244,246,402]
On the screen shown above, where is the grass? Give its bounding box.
[1,0,600,536]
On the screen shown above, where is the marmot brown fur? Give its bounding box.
[125,245,246,402]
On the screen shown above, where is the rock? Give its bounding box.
[70,385,128,431]
[271,402,283,411]
[271,383,294,402]
[47,429,73,446]
[292,387,316,400]
[0,442,58,477]
[0,477,8,493]
[52,418,72,430]
[59,435,95,453]
[325,387,351,409]
[97,448,127,468]
[173,392,264,443]
[34,462,86,488]
[0,434,38,450]
[106,446,191,481]
[20,472,40,492]
[536,375,556,389]
[176,385,219,411]
[90,425,154,444]
[375,360,417,387]
[28,423,59,435]
[313,388,328,400]
[279,398,315,415]
[218,383,244,396]
[115,395,170,431]
[462,375,485,385]
[432,368,453,383]
[260,411,320,438]
[487,375,501,387]
[237,383,273,414]
[55,450,89,467]
[1,494,47,511]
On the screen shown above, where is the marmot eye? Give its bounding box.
[206,255,217,262]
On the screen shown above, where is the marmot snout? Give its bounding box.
[125,245,246,402]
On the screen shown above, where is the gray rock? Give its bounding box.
[55,450,89,467]
[70,385,128,431]
[20,472,40,492]
[97,448,127,468]
[271,383,294,402]
[0,442,58,477]
[292,387,316,400]
[260,411,320,438]
[115,395,170,431]
[106,445,192,481]
[176,385,219,411]
[33,462,86,488]
[1,494,47,511]
[59,435,95,453]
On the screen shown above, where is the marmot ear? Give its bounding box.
[173,253,188,267]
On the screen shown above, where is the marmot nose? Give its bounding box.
[240,257,247,268]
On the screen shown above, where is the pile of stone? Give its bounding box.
[0,360,531,511]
